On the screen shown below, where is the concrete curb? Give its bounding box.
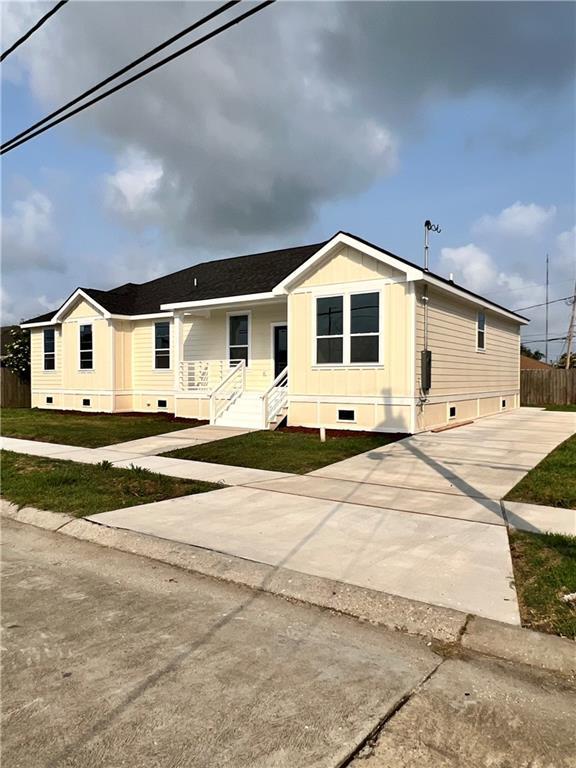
[2,500,574,675]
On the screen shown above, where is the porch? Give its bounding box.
[172,300,289,428]
[176,359,288,429]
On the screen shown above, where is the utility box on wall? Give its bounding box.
[421,350,432,394]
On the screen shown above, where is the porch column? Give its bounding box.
[173,311,183,392]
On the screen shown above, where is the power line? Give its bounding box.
[1,0,70,63]
[1,0,276,155]
[521,336,567,343]
[1,0,241,151]
[486,278,574,298]
[513,295,573,312]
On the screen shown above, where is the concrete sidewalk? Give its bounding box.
[0,435,291,486]
[106,424,253,455]
[89,485,519,622]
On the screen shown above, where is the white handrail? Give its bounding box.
[263,366,288,427]
[210,360,245,422]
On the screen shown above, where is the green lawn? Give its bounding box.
[162,428,403,474]
[510,530,576,639]
[543,405,576,412]
[504,434,576,509]
[1,408,205,448]
[1,450,221,517]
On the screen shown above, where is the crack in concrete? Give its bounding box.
[337,659,445,767]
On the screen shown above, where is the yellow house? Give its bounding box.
[22,232,528,433]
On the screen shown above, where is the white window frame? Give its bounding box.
[153,320,172,370]
[476,310,486,352]
[43,328,56,371]
[226,311,251,366]
[78,323,94,371]
[313,289,383,368]
[315,294,345,366]
[349,290,381,366]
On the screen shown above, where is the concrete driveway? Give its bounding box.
[89,408,575,625]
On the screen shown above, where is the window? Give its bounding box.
[158,399,167,408]
[79,324,93,369]
[501,399,506,409]
[316,296,343,364]
[350,292,379,363]
[229,314,249,365]
[338,409,355,422]
[449,406,456,419]
[43,328,55,370]
[477,311,486,350]
[82,398,91,407]
[154,322,170,369]
[315,292,381,365]
[46,396,53,404]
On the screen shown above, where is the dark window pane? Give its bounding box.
[317,337,343,364]
[229,346,248,365]
[351,335,379,363]
[351,293,379,334]
[229,315,248,346]
[155,322,170,349]
[155,350,170,369]
[338,410,355,421]
[43,329,55,353]
[80,351,93,369]
[477,311,485,331]
[316,296,343,336]
[44,355,55,371]
[80,325,92,350]
[477,329,485,349]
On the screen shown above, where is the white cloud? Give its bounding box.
[105,148,164,219]
[555,226,576,274]
[1,190,63,273]
[3,2,572,248]
[473,202,557,238]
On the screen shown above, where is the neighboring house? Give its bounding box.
[21,232,528,433]
[520,355,550,370]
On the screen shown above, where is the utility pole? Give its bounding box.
[565,279,576,370]
[545,254,549,364]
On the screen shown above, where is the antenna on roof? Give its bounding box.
[424,219,441,271]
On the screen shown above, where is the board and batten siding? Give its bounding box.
[287,245,414,432]
[31,298,114,410]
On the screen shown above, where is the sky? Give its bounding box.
[1,0,575,360]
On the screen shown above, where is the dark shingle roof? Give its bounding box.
[22,242,325,323]
[21,233,527,324]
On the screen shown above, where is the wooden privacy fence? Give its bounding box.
[0,368,31,408]
[520,369,576,406]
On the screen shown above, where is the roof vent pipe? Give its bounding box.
[193,278,197,287]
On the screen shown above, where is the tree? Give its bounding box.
[555,352,576,369]
[2,327,30,382]
[520,344,544,361]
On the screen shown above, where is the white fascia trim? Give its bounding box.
[53,288,110,322]
[273,233,423,294]
[422,275,529,325]
[160,292,277,311]
[21,320,58,329]
[109,312,174,321]
[289,394,415,406]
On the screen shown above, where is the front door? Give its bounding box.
[273,325,288,379]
